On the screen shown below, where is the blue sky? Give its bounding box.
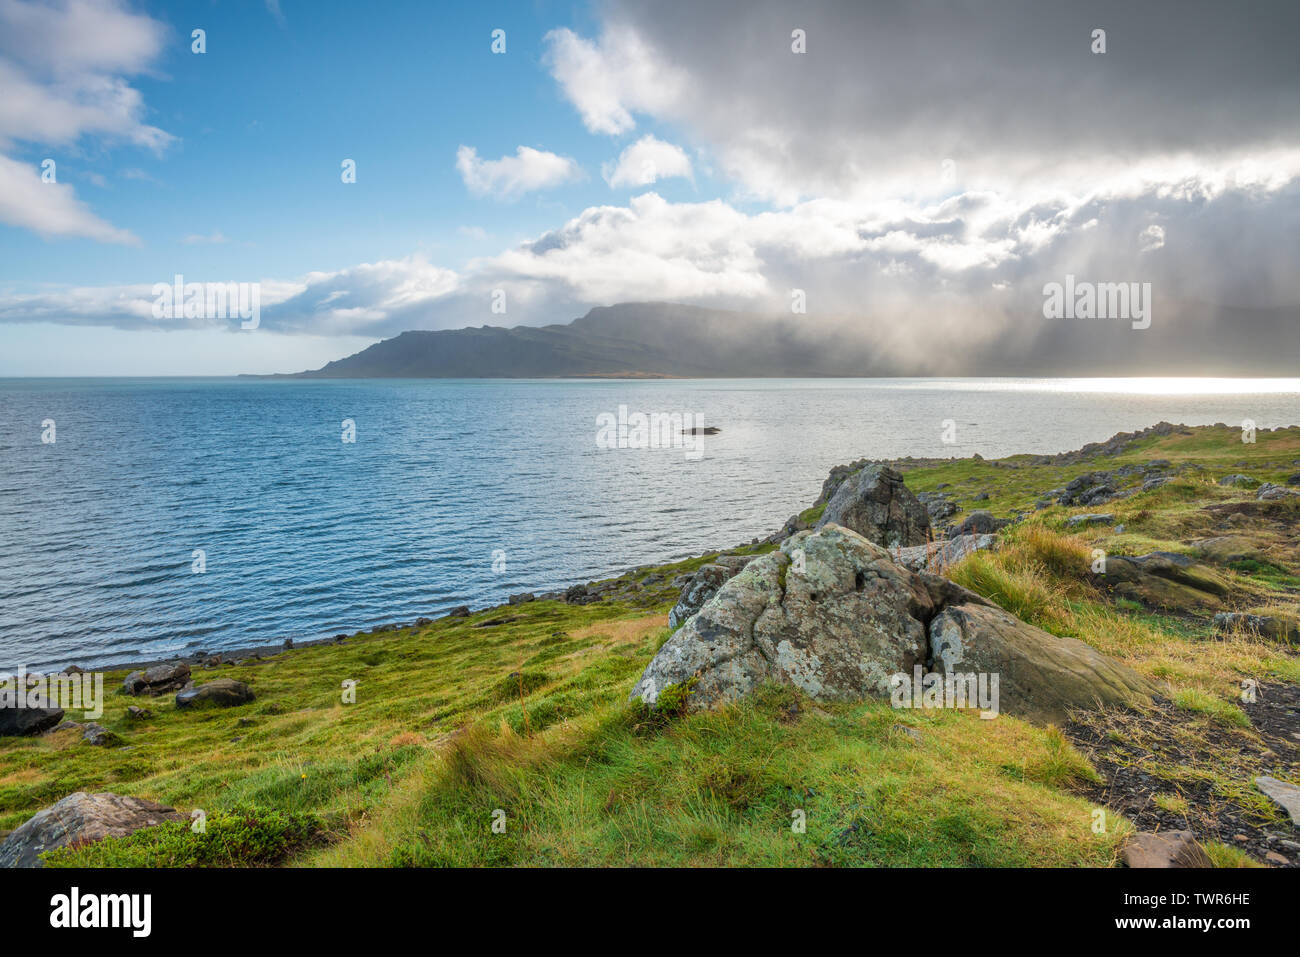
[4,1,709,293]
[2,0,1298,375]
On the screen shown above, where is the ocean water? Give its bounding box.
[2,377,1298,671]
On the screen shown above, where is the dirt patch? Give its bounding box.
[1064,686,1300,867]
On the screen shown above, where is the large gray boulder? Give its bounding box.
[175,678,254,709]
[815,465,930,547]
[631,524,1153,724]
[0,686,63,737]
[929,603,1155,726]
[0,792,184,868]
[668,555,759,628]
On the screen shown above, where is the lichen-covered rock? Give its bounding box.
[631,524,1152,725]
[633,526,948,709]
[1257,482,1300,501]
[123,661,191,696]
[928,603,1154,726]
[175,678,254,709]
[1095,551,1230,611]
[668,564,732,628]
[1121,830,1213,868]
[814,465,930,547]
[1255,776,1300,826]
[893,533,997,572]
[1213,613,1300,644]
[0,792,184,868]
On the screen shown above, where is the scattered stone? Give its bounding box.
[283,638,294,650]
[1266,851,1290,865]
[1218,474,1255,487]
[1213,613,1300,644]
[1096,551,1229,611]
[175,678,254,709]
[1077,484,1117,506]
[1257,482,1300,501]
[668,556,758,628]
[1066,513,1114,527]
[1256,776,1300,826]
[563,583,598,605]
[0,791,185,868]
[444,605,471,618]
[1121,831,1214,868]
[1286,473,1300,486]
[125,705,152,721]
[80,723,120,747]
[1191,535,1268,564]
[952,510,1010,536]
[508,592,536,605]
[815,465,930,547]
[123,661,191,696]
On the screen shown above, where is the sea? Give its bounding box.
[2,376,1297,671]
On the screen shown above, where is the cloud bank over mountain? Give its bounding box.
[2,0,1298,374]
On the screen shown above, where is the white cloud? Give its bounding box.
[0,0,170,240]
[602,135,692,188]
[182,230,228,245]
[1140,224,1166,252]
[455,145,583,199]
[543,25,687,136]
[0,153,136,242]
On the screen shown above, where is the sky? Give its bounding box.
[0,0,1298,375]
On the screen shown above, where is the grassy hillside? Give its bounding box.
[3,424,1298,867]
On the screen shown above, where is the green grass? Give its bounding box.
[43,808,324,867]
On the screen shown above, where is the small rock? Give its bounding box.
[444,605,471,618]
[508,593,536,605]
[1256,776,1300,826]
[1258,482,1300,501]
[80,723,120,747]
[1066,513,1114,527]
[1122,830,1214,868]
[1213,613,1300,644]
[1265,851,1289,865]
[952,510,1010,536]
[1217,474,1255,487]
